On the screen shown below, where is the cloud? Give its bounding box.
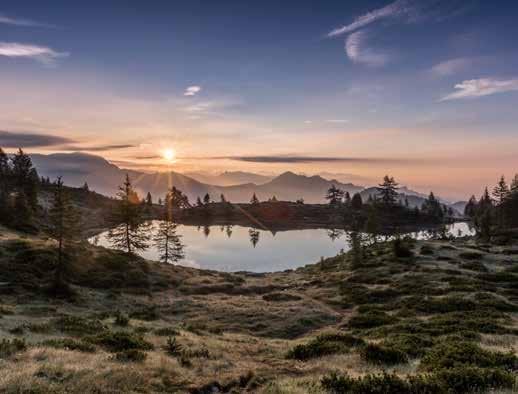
[205,155,413,164]
[326,119,349,124]
[327,0,464,38]
[60,144,136,152]
[0,42,68,65]
[184,86,202,96]
[345,31,388,67]
[440,78,518,101]
[0,130,73,148]
[0,13,54,28]
[430,58,471,77]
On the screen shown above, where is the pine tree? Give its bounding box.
[510,175,518,196]
[82,182,90,192]
[351,193,363,210]
[203,193,210,205]
[377,175,399,205]
[146,192,153,206]
[464,195,477,217]
[220,194,226,203]
[0,148,11,224]
[250,193,259,205]
[154,219,184,264]
[48,177,80,291]
[107,174,151,253]
[11,149,38,209]
[196,196,203,207]
[325,185,344,205]
[249,228,260,247]
[492,176,509,205]
[13,191,33,231]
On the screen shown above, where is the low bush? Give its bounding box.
[383,334,434,358]
[53,315,106,336]
[129,306,160,321]
[360,343,408,365]
[85,331,154,352]
[348,311,397,329]
[154,327,180,337]
[114,349,147,362]
[286,333,364,361]
[393,238,414,258]
[42,338,95,353]
[0,338,27,358]
[321,368,515,394]
[163,336,183,356]
[114,311,129,326]
[419,341,517,372]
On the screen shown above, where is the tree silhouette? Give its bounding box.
[325,185,344,205]
[107,174,151,253]
[203,193,210,205]
[249,228,260,247]
[155,220,184,264]
[250,193,259,205]
[377,175,399,205]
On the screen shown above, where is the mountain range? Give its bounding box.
[29,152,464,210]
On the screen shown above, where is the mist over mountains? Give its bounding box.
[30,152,464,210]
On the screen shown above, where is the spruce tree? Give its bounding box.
[196,196,203,207]
[248,228,260,247]
[154,220,184,264]
[203,193,210,205]
[107,174,151,253]
[325,185,344,205]
[11,149,38,209]
[146,192,153,206]
[377,175,399,205]
[0,148,11,224]
[351,193,363,210]
[250,193,259,205]
[492,176,509,205]
[48,177,80,291]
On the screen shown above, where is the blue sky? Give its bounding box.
[1,0,518,199]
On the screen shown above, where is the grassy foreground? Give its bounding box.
[0,226,517,393]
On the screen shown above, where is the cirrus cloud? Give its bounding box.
[0,13,55,28]
[440,78,518,101]
[345,31,389,67]
[184,86,202,96]
[0,42,68,66]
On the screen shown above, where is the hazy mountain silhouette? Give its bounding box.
[184,171,273,186]
[30,152,459,208]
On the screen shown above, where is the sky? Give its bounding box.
[1,0,518,200]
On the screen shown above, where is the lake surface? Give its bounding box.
[90,222,474,273]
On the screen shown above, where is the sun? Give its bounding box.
[162,148,176,162]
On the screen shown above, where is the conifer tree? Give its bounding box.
[11,149,39,209]
[48,177,80,290]
[196,196,203,207]
[351,193,363,210]
[82,182,89,192]
[0,148,11,223]
[220,194,226,203]
[249,228,260,247]
[325,185,344,205]
[146,192,153,206]
[155,220,184,264]
[107,174,151,253]
[203,193,210,205]
[377,175,399,205]
[13,191,32,230]
[492,176,510,205]
[250,193,259,205]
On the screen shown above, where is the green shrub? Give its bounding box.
[114,311,129,327]
[360,343,408,365]
[114,349,147,362]
[384,334,434,358]
[321,368,515,394]
[154,327,180,337]
[85,331,154,352]
[0,338,27,358]
[53,315,106,336]
[393,238,414,258]
[348,311,397,329]
[129,306,159,321]
[163,336,183,356]
[42,338,95,353]
[419,341,517,372]
[286,333,364,361]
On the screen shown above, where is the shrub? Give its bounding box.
[393,238,414,258]
[114,311,129,327]
[419,341,517,372]
[348,311,397,329]
[53,315,106,336]
[420,245,435,255]
[321,372,413,393]
[114,349,147,362]
[433,366,515,393]
[42,338,95,353]
[286,333,364,361]
[384,334,434,358]
[459,252,483,260]
[163,336,183,356]
[0,338,27,358]
[360,343,408,365]
[129,306,159,321]
[154,327,180,337]
[85,331,154,352]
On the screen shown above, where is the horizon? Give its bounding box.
[1,0,518,200]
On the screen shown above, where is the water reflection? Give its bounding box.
[90,222,474,273]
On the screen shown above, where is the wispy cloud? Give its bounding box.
[184,86,201,96]
[0,130,73,148]
[0,42,68,66]
[440,78,518,101]
[327,0,464,38]
[327,0,410,37]
[60,144,136,152]
[430,58,471,77]
[0,13,54,28]
[345,31,388,67]
[202,155,416,164]
[326,119,349,124]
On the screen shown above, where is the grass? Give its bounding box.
[0,230,517,392]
